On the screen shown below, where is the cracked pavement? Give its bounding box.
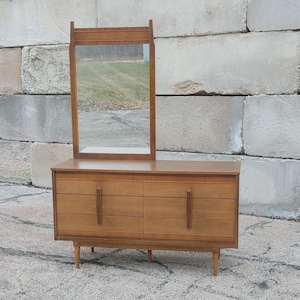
[78,110,150,149]
[0,182,299,299]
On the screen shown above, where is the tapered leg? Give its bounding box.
[148,250,152,262]
[91,247,94,253]
[74,242,80,269]
[212,249,220,276]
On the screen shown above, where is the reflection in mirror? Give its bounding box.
[75,44,150,154]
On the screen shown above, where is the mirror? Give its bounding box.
[69,21,155,160]
[75,44,150,154]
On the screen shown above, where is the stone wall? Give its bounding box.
[0,0,299,219]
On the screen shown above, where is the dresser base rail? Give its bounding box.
[73,241,222,276]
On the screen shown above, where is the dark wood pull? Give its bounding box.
[96,187,102,225]
[186,190,192,228]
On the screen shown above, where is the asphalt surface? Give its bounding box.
[0,182,300,299]
[78,110,150,149]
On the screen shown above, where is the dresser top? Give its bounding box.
[52,159,240,175]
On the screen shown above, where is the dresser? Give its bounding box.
[52,158,240,276]
[55,22,241,276]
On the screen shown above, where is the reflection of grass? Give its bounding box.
[77,60,149,111]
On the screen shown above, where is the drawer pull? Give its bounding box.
[96,188,102,225]
[186,190,192,228]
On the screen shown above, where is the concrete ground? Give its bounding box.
[0,182,299,300]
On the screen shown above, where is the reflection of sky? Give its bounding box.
[143,44,149,62]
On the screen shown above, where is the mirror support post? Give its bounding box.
[149,20,156,160]
[70,21,80,158]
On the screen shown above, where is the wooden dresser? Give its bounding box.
[52,158,240,276]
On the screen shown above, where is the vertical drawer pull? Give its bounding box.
[96,187,102,225]
[186,190,192,228]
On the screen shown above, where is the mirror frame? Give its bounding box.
[69,20,156,160]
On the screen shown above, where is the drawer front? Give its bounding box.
[56,194,143,238]
[144,218,235,242]
[144,197,236,219]
[55,179,143,196]
[56,194,143,216]
[57,214,143,238]
[144,181,237,199]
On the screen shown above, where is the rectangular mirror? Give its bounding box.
[69,21,155,160]
[76,44,150,154]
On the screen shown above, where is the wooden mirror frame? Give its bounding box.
[69,20,156,160]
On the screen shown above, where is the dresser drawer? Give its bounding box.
[144,217,235,242]
[55,192,143,238]
[144,198,236,219]
[144,181,237,199]
[57,214,143,238]
[56,194,143,216]
[55,179,143,196]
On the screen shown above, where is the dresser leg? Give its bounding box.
[91,247,94,253]
[212,249,220,276]
[74,242,80,269]
[148,250,152,262]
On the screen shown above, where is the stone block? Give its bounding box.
[0,140,31,184]
[0,95,72,143]
[0,0,97,47]
[240,156,300,220]
[156,31,300,95]
[156,96,244,154]
[0,48,22,94]
[31,143,73,188]
[248,0,300,31]
[157,151,300,219]
[22,45,70,94]
[97,0,247,37]
[0,0,247,46]
[243,95,300,159]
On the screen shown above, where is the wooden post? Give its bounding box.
[148,250,152,262]
[74,241,80,269]
[212,249,220,276]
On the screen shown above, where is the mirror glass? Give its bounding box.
[75,44,150,154]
